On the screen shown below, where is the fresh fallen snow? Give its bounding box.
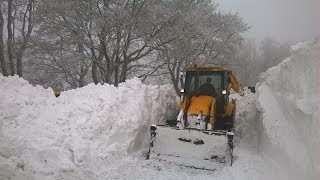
[0,38,319,179]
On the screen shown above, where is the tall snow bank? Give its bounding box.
[231,88,258,146]
[0,75,57,179]
[257,38,320,180]
[0,76,177,179]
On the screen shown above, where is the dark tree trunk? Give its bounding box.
[0,5,8,76]
[7,0,15,75]
[114,54,120,86]
[120,62,127,83]
[79,66,85,87]
[16,41,29,77]
[120,54,128,83]
[167,59,180,95]
[114,28,121,87]
[92,60,99,84]
[100,39,111,83]
[16,0,34,77]
[89,39,99,84]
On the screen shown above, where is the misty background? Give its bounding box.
[216,0,319,43]
[0,0,318,91]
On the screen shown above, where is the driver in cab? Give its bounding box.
[199,77,217,97]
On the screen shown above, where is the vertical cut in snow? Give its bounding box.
[0,76,177,179]
[257,37,320,180]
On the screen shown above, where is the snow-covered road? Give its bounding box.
[0,38,319,179]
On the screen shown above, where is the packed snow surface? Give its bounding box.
[0,77,177,179]
[0,38,319,179]
[257,37,320,180]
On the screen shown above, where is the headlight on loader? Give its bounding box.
[222,90,227,95]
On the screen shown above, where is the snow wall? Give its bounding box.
[257,38,320,180]
[0,77,177,179]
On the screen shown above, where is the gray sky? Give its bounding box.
[215,0,319,43]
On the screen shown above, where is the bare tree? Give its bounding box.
[0,0,35,77]
[228,37,291,87]
[7,0,15,75]
[16,0,34,77]
[259,37,290,72]
[34,0,187,86]
[22,0,249,90]
[157,3,249,95]
[228,39,258,86]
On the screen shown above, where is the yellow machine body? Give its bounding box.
[54,91,61,97]
[179,64,243,130]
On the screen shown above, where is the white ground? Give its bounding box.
[0,38,319,179]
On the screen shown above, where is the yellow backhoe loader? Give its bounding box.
[54,91,61,97]
[147,64,243,169]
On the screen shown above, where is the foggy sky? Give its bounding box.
[215,0,319,43]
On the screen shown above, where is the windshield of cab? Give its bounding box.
[184,71,223,97]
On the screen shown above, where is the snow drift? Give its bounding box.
[257,37,320,180]
[0,38,319,180]
[0,76,176,179]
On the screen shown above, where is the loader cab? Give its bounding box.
[185,71,223,97]
[184,67,230,115]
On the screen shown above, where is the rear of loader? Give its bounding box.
[146,65,243,168]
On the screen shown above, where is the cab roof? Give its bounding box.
[186,64,230,72]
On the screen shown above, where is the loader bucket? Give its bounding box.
[147,125,233,171]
